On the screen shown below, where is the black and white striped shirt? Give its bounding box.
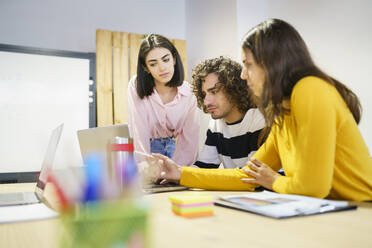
[194,108,265,169]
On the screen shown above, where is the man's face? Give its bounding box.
[202,73,235,120]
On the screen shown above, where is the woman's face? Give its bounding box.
[145,47,176,85]
[240,48,265,97]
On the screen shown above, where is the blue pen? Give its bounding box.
[122,156,138,187]
[83,153,103,202]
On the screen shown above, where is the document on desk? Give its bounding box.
[214,191,357,219]
[0,203,59,223]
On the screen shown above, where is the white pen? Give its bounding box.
[134,150,154,159]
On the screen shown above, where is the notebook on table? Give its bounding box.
[0,124,63,207]
[214,190,357,219]
[77,124,187,193]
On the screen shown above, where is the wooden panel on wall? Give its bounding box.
[172,39,187,81]
[113,31,129,124]
[129,33,143,79]
[96,29,113,127]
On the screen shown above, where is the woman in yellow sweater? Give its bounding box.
[153,19,372,201]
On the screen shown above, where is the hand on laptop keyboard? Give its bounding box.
[138,156,163,185]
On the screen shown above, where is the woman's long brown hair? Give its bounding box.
[242,19,361,133]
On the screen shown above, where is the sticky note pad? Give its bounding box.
[169,193,214,218]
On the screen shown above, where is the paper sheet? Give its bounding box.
[0,203,59,223]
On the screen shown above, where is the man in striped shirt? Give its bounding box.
[191,57,265,169]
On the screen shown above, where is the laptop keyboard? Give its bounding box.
[0,193,25,202]
[144,183,179,189]
[0,192,40,206]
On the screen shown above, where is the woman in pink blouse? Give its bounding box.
[127,34,200,167]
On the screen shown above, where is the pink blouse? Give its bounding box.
[127,76,200,166]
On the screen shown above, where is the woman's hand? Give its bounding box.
[151,153,183,184]
[241,158,280,190]
[138,156,163,185]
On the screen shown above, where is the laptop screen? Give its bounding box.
[77,124,130,163]
[37,124,64,191]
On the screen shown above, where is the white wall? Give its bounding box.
[186,0,238,77]
[236,0,372,151]
[1,0,371,157]
[186,0,238,151]
[0,0,186,52]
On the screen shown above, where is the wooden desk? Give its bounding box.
[1,183,372,248]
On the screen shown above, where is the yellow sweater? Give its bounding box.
[180,76,372,201]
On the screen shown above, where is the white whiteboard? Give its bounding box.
[0,50,91,172]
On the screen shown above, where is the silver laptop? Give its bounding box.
[0,124,63,206]
[77,124,131,161]
[77,124,187,193]
[142,182,187,194]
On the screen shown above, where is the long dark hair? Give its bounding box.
[242,19,361,129]
[136,34,184,99]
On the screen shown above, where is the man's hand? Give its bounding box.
[241,158,280,190]
[151,153,183,184]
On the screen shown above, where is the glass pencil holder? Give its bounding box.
[60,199,149,248]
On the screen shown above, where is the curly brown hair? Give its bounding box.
[191,56,255,113]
